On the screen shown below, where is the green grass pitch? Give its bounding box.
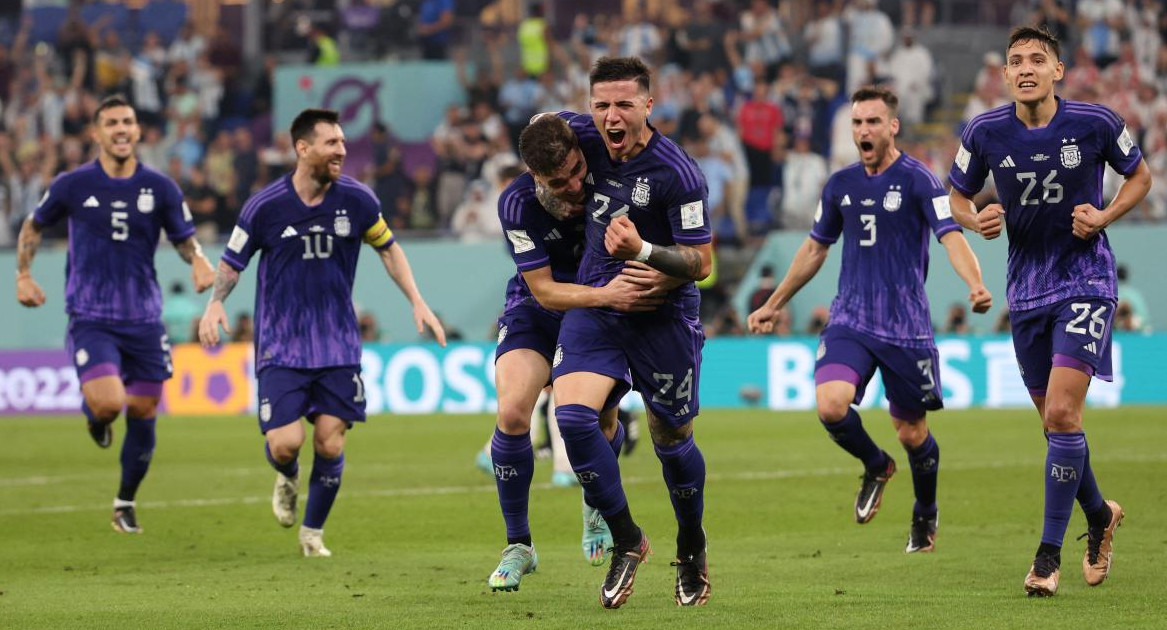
[1,407,1165,629]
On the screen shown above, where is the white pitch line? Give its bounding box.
[2,453,1164,518]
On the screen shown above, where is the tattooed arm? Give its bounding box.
[175,236,216,292]
[603,215,712,281]
[15,217,46,307]
[197,262,240,346]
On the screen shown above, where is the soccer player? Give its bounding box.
[197,108,446,557]
[948,26,1150,597]
[15,95,216,533]
[486,114,669,592]
[748,85,992,554]
[551,57,713,608]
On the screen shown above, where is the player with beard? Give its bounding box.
[198,108,446,557]
[16,94,215,534]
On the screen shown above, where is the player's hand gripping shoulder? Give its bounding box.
[1071,203,1108,240]
[976,203,1005,240]
[600,261,668,312]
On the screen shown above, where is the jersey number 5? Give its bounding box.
[111,212,129,241]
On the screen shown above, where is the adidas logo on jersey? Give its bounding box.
[841,195,851,206]
[83,196,99,208]
[1083,341,1098,355]
[281,226,299,238]
[999,156,1016,168]
[544,229,562,241]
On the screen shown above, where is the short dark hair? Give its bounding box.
[290,108,340,145]
[94,94,134,123]
[589,56,651,93]
[1007,25,1060,61]
[518,114,578,176]
[851,85,899,116]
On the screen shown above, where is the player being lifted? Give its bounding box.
[485,114,669,592]
[552,57,713,608]
[948,26,1150,597]
[749,86,992,553]
[16,95,216,533]
[198,108,446,557]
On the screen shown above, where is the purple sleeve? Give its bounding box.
[912,162,962,241]
[666,188,712,245]
[499,185,550,272]
[809,179,842,245]
[221,197,264,272]
[948,118,989,196]
[161,178,196,244]
[31,173,69,228]
[1097,108,1143,177]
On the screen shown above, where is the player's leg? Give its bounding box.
[298,367,367,557]
[547,394,579,487]
[69,321,126,447]
[627,313,707,606]
[258,367,311,529]
[577,402,625,567]
[486,348,547,591]
[814,327,890,524]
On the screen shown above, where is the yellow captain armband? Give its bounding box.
[364,216,395,249]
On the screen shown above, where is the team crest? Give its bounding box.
[816,341,826,360]
[497,325,508,345]
[553,344,564,368]
[259,400,272,423]
[631,177,651,207]
[75,348,89,366]
[137,188,155,213]
[1060,144,1081,169]
[883,186,902,212]
[334,216,351,237]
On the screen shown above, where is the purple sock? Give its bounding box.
[117,417,155,501]
[1076,436,1106,518]
[608,420,626,457]
[490,428,534,544]
[1042,433,1086,547]
[556,404,628,518]
[302,453,344,530]
[654,435,706,554]
[822,408,886,470]
[906,432,939,516]
[264,442,299,479]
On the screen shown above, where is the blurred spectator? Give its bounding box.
[168,22,205,69]
[677,1,729,77]
[450,180,503,242]
[417,0,456,60]
[231,313,254,343]
[887,29,935,126]
[738,0,792,81]
[183,165,220,244]
[304,20,340,66]
[781,135,828,231]
[359,311,381,342]
[688,134,735,242]
[162,281,200,344]
[807,305,829,335]
[943,303,971,334]
[737,80,783,189]
[517,3,550,78]
[804,1,845,87]
[748,264,777,313]
[259,132,296,184]
[1077,0,1125,68]
[409,166,439,230]
[232,127,259,203]
[1117,264,1152,331]
[994,309,1012,334]
[844,0,895,94]
[618,4,664,61]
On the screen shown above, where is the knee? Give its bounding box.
[496,403,532,435]
[87,395,123,423]
[555,404,598,439]
[126,399,158,420]
[817,397,851,424]
[267,435,301,462]
[896,422,928,449]
[313,433,345,459]
[1043,402,1081,433]
[649,419,692,450]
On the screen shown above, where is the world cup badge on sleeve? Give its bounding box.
[1060,143,1081,169]
[137,188,155,213]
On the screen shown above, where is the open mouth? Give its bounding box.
[606,129,626,148]
[1018,81,1037,90]
[859,141,874,153]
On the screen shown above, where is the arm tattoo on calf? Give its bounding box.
[646,244,704,281]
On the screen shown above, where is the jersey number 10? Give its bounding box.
[301,234,334,259]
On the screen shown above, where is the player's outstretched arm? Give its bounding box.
[174,236,216,293]
[521,263,664,313]
[940,231,992,314]
[604,215,712,281]
[1072,159,1152,240]
[747,237,830,334]
[377,242,447,347]
[198,261,238,347]
[15,217,46,307]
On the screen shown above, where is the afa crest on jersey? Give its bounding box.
[883,187,902,212]
[334,216,351,237]
[631,177,651,207]
[137,188,155,213]
[1060,143,1081,169]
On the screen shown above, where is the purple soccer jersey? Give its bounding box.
[812,153,961,346]
[949,98,1143,311]
[32,160,195,324]
[222,175,394,371]
[559,111,711,318]
[498,172,586,318]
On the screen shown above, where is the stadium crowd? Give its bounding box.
[0,0,1162,336]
